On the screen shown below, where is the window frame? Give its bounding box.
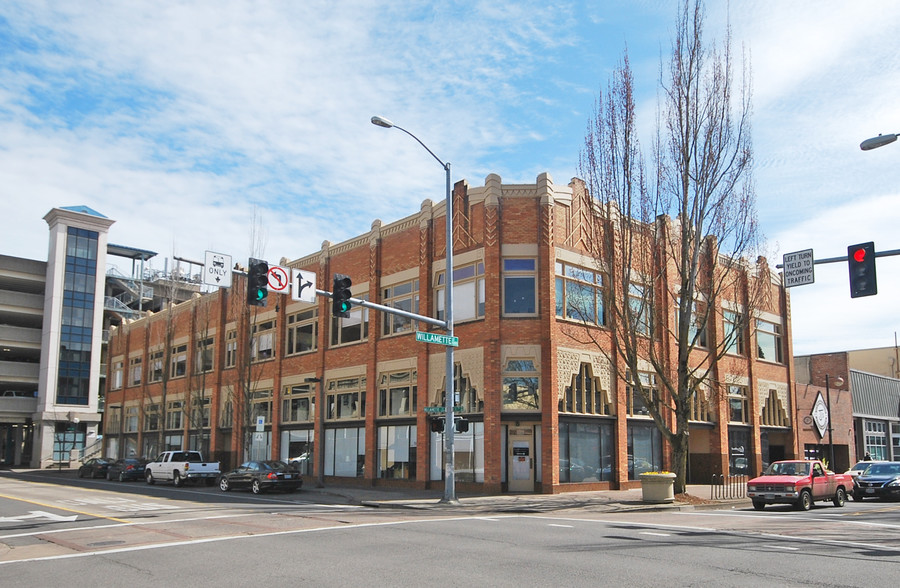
[286,308,318,356]
[502,258,537,316]
[381,280,419,337]
[435,261,485,323]
[554,261,605,325]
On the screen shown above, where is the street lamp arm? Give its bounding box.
[371,116,449,170]
[860,133,898,151]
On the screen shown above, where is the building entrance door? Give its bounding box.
[507,427,534,492]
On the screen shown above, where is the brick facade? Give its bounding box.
[104,173,796,493]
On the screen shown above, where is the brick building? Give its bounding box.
[103,173,797,493]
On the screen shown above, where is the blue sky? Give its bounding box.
[1,1,899,356]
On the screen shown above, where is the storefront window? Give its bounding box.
[559,421,614,482]
[627,422,662,480]
[377,425,416,479]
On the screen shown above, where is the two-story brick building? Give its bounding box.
[103,172,797,493]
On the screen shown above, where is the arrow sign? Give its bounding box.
[292,269,316,303]
[0,510,78,523]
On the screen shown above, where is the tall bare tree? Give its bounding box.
[577,0,763,493]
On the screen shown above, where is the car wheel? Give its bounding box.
[251,479,262,494]
[119,472,126,482]
[218,477,230,492]
[146,470,155,485]
[752,500,765,511]
[173,471,184,487]
[796,489,812,511]
[833,487,846,507]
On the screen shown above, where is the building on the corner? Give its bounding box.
[103,173,797,492]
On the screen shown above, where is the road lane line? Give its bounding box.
[0,493,132,524]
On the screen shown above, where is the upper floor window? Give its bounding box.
[723,310,745,355]
[149,350,164,383]
[190,397,211,429]
[251,320,275,361]
[502,359,540,411]
[251,390,273,424]
[286,309,317,355]
[756,319,783,363]
[728,385,749,423]
[326,376,366,420]
[559,362,612,415]
[555,262,605,325]
[382,281,419,336]
[144,403,160,431]
[111,361,123,390]
[626,372,657,416]
[125,406,139,432]
[166,400,184,430]
[195,337,214,373]
[676,298,707,348]
[282,384,315,423]
[170,344,187,378]
[378,370,416,417]
[503,258,537,315]
[331,298,368,347]
[436,262,484,323]
[225,330,237,368]
[129,357,142,386]
[689,386,712,422]
[628,284,650,335]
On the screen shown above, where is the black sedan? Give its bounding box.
[106,458,147,482]
[218,460,302,494]
[77,458,111,479]
[852,461,900,501]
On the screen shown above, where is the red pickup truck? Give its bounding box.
[746,459,854,511]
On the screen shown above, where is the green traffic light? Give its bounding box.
[255,289,266,301]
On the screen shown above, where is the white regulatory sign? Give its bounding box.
[782,249,814,288]
[292,269,316,303]
[203,251,233,288]
[267,265,290,293]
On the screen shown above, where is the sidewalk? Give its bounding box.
[303,483,748,513]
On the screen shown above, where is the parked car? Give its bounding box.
[845,460,889,482]
[144,450,220,486]
[77,458,111,479]
[218,460,303,494]
[851,461,900,501]
[106,458,147,482]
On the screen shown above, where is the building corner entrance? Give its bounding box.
[507,426,534,492]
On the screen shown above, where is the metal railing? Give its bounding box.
[710,474,747,500]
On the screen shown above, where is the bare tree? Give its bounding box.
[577,0,763,493]
[185,295,214,457]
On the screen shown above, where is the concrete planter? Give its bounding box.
[639,472,676,503]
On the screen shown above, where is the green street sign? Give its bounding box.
[415,331,459,347]
[424,406,462,414]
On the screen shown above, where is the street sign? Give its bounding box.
[267,265,290,293]
[203,251,232,288]
[424,406,462,414]
[782,249,815,287]
[291,268,316,303]
[415,331,459,347]
[256,415,265,432]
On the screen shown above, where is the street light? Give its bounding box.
[371,115,458,503]
[860,133,898,151]
[825,374,844,471]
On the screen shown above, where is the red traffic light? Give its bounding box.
[852,248,866,263]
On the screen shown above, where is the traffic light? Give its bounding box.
[247,258,269,307]
[454,417,469,433]
[332,273,352,318]
[430,417,444,433]
[847,242,877,298]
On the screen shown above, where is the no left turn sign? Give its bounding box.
[267,265,290,293]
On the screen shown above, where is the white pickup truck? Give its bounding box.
[144,450,220,487]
